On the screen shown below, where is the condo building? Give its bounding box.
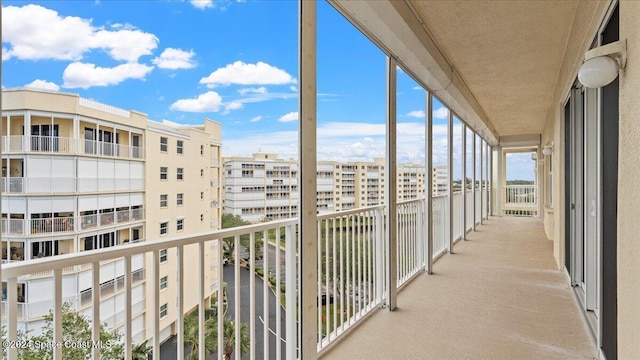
[224,153,447,222]
[1,89,222,345]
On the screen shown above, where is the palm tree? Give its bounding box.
[222,319,250,360]
[182,314,217,360]
[131,340,152,360]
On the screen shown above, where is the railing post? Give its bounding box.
[447,107,454,253]
[462,124,467,239]
[472,133,477,230]
[298,0,318,358]
[375,207,384,303]
[285,225,297,359]
[426,93,434,274]
[385,56,398,310]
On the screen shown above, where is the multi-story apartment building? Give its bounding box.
[432,164,448,197]
[0,89,222,346]
[224,152,298,223]
[225,153,448,222]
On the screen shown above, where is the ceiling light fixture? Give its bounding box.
[578,40,627,88]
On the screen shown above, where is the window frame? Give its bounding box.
[160,137,168,152]
[160,222,168,236]
[177,140,184,155]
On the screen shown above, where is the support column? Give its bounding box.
[447,109,454,253]
[298,1,318,358]
[472,133,476,230]
[495,146,503,216]
[385,57,398,310]
[489,145,493,217]
[461,124,467,239]
[426,93,434,274]
[480,138,484,224]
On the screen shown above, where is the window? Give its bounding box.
[160,303,168,318]
[160,276,168,290]
[160,167,168,180]
[200,145,204,155]
[177,193,183,206]
[177,168,183,180]
[160,222,168,235]
[160,249,168,262]
[160,137,168,152]
[177,219,184,231]
[200,192,204,200]
[160,194,168,208]
[177,140,183,154]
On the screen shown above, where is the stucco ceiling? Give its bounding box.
[407,1,579,137]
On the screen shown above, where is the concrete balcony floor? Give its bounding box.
[323,216,595,360]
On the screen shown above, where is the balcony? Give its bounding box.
[504,184,538,216]
[0,135,144,160]
[323,216,594,359]
[3,188,586,360]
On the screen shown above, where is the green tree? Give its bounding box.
[19,302,123,360]
[181,310,218,360]
[131,339,152,360]
[221,213,263,262]
[222,319,250,360]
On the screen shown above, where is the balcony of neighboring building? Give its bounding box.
[0,113,144,160]
[1,207,143,237]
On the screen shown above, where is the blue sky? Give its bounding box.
[2,0,533,180]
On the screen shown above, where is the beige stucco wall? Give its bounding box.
[539,0,610,269]
[143,122,222,342]
[617,1,640,358]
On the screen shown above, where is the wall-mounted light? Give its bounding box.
[542,142,553,156]
[578,40,627,88]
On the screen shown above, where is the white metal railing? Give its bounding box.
[433,195,449,257]
[504,184,537,216]
[452,191,464,241]
[2,219,25,235]
[397,199,424,287]
[29,135,73,153]
[317,206,385,352]
[1,178,25,193]
[465,189,474,231]
[30,217,74,234]
[0,135,144,159]
[1,196,488,359]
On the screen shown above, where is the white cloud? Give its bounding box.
[200,61,296,88]
[2,47,11,61]
[62,62,153,89]
[238,87,267,95]
[412,86,423,90]
[170,91,223,112]
[249,116,263,123]
[290,86,298,92]
[152,48,197,70]
[92,29,158,63]
[407,110,425,118]
[2,4,158,62]
[223,102,243,114]
[278,112,298,122]
[25,79,60,91]
[190,0,214,9]
[433,106,449,119]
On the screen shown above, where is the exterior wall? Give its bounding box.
[539,1,610,269]
[1,89,147,339]
[144,121,221,342]
[617,1,640,357]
